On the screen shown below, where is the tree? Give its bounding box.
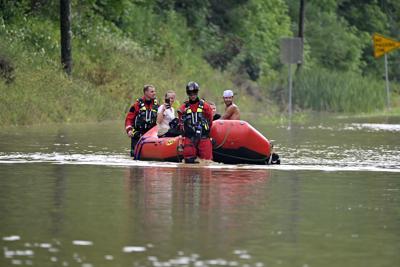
[60,0,72,76]
[232,0,292,80]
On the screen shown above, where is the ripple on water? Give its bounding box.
[39,243,51,248]
[3,235,21,242]
[72,240,93,246]
[2,237,264,267]
[4,248,34,258]
[345,123,400,132]
[0,141,399,173]
[104,255,114,261]
[122,246,146,253]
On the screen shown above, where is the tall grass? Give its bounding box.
[294,68,386,113]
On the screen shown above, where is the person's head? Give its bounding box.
[208,101,217,116]
[186,81,199,101]
[223,89,234,106]
[164,90,176,105]
[143,84,156,100]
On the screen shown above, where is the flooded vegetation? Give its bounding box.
[1,117,399,266]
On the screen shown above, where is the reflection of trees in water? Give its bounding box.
[50,128,68,236]
[124,167,271,249]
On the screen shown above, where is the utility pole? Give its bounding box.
[60,0,72,76]
[296,0,305,72]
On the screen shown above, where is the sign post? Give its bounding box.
[372,33,400,110]
[280,37,303,129]
[384,54,390,109]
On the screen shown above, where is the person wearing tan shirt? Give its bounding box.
[222,89,240,120]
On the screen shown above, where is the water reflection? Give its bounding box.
[50,129,68,236]
[124,167,271,248]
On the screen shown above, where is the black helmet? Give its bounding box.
[186,81,199,95]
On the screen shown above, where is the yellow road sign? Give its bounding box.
[373,33,400,58]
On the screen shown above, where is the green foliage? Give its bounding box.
[201,0,292,81]
[1,0,400,127]
[0,5,233,126]
[0,37,116,125]
[338,0,390,33]
[231,0,292,80]
[337,0,400,80]
[304,4,367,73]
[286,0,399,80]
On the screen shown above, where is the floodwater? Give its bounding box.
[0,116,399,267]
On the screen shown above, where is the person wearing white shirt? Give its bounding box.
[157,90,177,137]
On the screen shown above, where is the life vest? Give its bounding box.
[134,98,159,133]
[182,99,210,138]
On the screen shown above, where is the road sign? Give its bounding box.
[373,33,400,58]
[280,37,303,64]
[372,33,399,110]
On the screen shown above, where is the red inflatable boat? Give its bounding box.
[133,120,280,164]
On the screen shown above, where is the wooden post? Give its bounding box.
[60,0,72,76]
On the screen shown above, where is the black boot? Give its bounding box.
[266,153,280,164]
[184,157,197,164]
[130,137,139,158]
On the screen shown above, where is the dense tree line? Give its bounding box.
[0,0,399,117]
[1,0,398,81]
